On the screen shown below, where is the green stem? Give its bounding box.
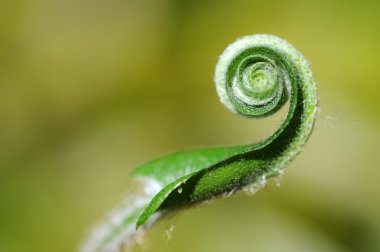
[81,34,318,252]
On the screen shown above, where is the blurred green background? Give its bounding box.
[1,0,380,251]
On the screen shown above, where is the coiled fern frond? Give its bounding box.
[81,34,318,252]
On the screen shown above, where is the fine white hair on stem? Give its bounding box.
[80,178,162,252]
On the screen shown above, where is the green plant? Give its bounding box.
[81,34,318,252]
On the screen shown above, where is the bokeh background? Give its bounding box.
[1,0,380,251]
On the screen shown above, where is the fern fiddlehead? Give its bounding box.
[81,34,318,252]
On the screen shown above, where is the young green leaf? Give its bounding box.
[81,34,318,252]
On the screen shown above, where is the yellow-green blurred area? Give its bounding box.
[1,0,380,251]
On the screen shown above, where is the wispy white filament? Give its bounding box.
[80,178,162,252]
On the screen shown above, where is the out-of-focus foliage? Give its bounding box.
[0,0,379,251]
